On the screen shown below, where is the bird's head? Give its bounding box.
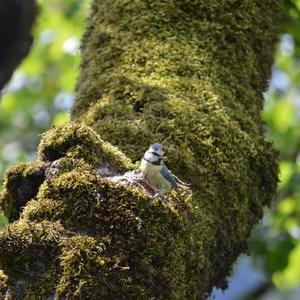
[143,143,164,164]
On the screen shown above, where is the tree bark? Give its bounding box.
[0,0,281,299]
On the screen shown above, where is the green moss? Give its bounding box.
[0,270,8,299]
[38,123,134,172]
[0,220,66,299]
[0,161,45,221]
[23,261,59,300]
[1,127,198,298]
[0,0,281,298]
[45,157,90,178]
[22,198,63,222]
[56,236,112,299]
[51,188,195,299]
[70,0,280,297]
[55,202,193,300]
[0,220,64,280]
[24,164,103,230]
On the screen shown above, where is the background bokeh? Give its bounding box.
[1,1,300,299]
[0,0,89,181]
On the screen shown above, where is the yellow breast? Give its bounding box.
[140,159,172,192]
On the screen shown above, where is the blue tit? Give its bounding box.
[140,143,189,197]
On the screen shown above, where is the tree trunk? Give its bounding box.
[0,0,281,299]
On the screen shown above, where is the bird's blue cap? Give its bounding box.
[149,143,164,156]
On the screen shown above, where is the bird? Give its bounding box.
[140,143,190,197]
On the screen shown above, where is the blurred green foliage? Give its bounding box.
[0,0,89,183]
[283,0,300,58]
[0,216,8,229]
[250,0,300,294]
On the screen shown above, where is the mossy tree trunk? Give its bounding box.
[0,0,281,299]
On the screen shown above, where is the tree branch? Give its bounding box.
[0,0,37,91]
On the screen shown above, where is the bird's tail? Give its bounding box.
[178,183,190,190]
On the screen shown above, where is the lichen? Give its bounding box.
[0,0,281,298]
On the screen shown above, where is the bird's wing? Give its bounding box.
[160,166,178,188]
[172,173,190,188]
[161,165,190,190]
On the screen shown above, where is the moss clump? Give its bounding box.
[0,270,8,299]
[0,161,45,221]
[23,164,103,231]
[45,157,91,179]
[56,236,117,299]
[1,123,199,298]
[0,220,64,280]
[38,123,134,172]
[22,198,63,223]
[21,161,197,298]
[23,262,59,300]
[51,190,195,299]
